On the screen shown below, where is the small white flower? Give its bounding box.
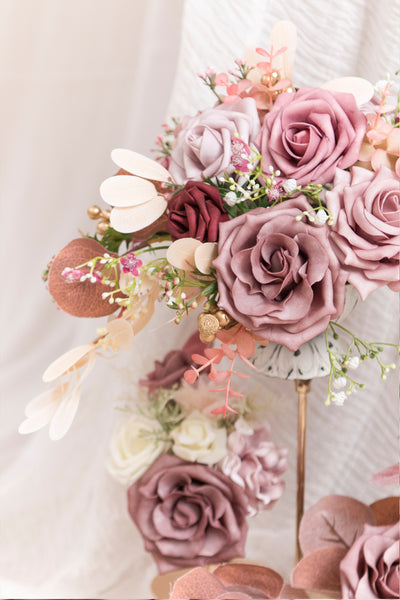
[224,191,238,206]
[332,376,347,390]
[282,178,297,194]
[171,411,227,465]
[314,209,329,226]
[345,356,360,370]
[332,391,346,405]
[107,415,169,486]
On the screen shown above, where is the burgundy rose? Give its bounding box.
[340,521,400,599]
[213,197,347,351]
[218,426,288,515]
[167,181,229,242]
[256,87,366,185]
[140,331,206,393]
[127,454,248,573]
[326,166,400,300]
[168,97,260,183]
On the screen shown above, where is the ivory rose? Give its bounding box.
[171,410,227,465]
[256,87,366,185]
[127,454,248,572]
[107,415,169,485]
[213,197,347,351]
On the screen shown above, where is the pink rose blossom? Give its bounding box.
[168,98,260,184]
[213,197,347,351]
[256,87,366,185]
[218,426,287,515]
[340,521,400,599]
[326,166,400,300]
[140,331,207,393]
[127,454,248,573]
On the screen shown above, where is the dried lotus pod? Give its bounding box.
[197,312,220,343]
[48,238,123,317]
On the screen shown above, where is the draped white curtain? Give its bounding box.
[1,0,399,598]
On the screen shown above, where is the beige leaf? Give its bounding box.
[194,242,218,274]
[110,196,167,233]
[111,148,171,182]
[269,20,297,81]
[321,77,374,106]
[100,175,157,207]
[49,383,82,441]
[106,318,135,351]
[166,237,202,271]
[42,344,95,382]
[19,388,62,434]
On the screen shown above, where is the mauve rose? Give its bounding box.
[256,87,366,185]
[213,197,347,351]
[219,426,288,516]
[168,97,260,184]
[140,331,206,393]
[127,454,248,573]
[340,521,399,599]
[167,181,229,242]
[326,166,400,300]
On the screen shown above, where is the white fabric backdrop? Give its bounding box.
[1,0,399,598]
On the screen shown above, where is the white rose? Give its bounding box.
[171,410,227,465]
[107,415,169,485]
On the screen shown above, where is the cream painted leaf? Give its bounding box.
[321,77,374,106]
[166,237,202,270]
[111,148,171,182]
[194,242,218,274]
[42,344,95,382]
[100,175,157,207]
[110,196,167,233]
[106,318,135,351]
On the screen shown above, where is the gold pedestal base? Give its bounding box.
[295,379,311,564]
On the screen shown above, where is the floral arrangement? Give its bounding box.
[167,479,399,599]
[107,332,288,573]
[21,20,399,438]
[18,20,399,595]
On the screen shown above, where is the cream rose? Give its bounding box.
[171,411,227,465]
[107,415,169,485]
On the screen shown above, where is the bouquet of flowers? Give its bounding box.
[106,331,288,574]
[20,21,398,440]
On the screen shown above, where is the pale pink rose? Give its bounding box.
[340,521,400,599]
[168,98,260,184]
[218,426,287,515]
[127,454,248,573]
[256,87,366,185]
[326,166,400,300]
[213,197,347,351]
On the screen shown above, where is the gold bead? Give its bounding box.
[198,312,220,339]
[100,209,111,221]
[261,70,280,87]
[285,86,295,94]
[214,310,232,328]
[87,205,102,219]
[200,333,216,344]
[96,220,109,235]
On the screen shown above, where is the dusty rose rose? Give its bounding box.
[127,454,248,573]
[213,197,347,351]
[140,331,206,393]
[256,87,366,185]
[168,98,260,183]
[167,181,229,242]
[219,426,287,515]
[326,166,400,300]
[340,521,400,599]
